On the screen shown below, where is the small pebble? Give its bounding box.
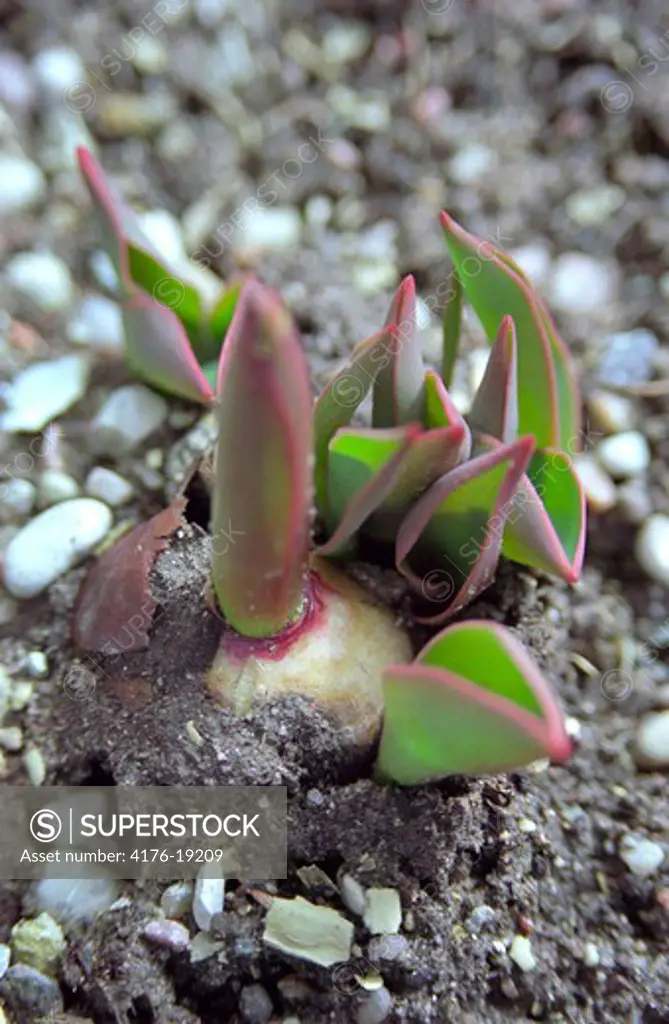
[367,934,410,961]
[237,207,302,254]
[634,710,669,768]
[595,328,659,387]
[356,985,393,1024]
[10,913,65,976]
[574,456,616,513]
[84,467,134,507]
[565,184,626,226]
[189,931,223,963]
[597,432,650,478]
[617,480,651,524]
[635,516,669,587]
[0,51,36,110]
[0,726,23,751]
[32,46,86,96]
[23,746,46,786]
[143,918,190,952]
[193,868,225,932]
[0,155,45,216]
[340,874,367,917]
[465,905,496,933]
[362,888,402,936]
[4,499,112,599]
[449,144,497,184]
[619,834,665,877]
[37,470,80,509]
[0,479,36,521]
[24,651,48,679]
[583,942,600,967]
[0,355,88,432]
[0,943,9,980]
[131,36,170,75]
[67,295,123,350]
[161,882,193,919]
[31,877,118,926]
[509,934,537,971]
[97,90,178,137]
[509,242,551,286]
[93,385,168,454]
[9,681,34,712]
[6,252,74,313]
[0,963,63,1018]
[587,390,636,434]
[549,254,618,313]
[239,982,273,1024]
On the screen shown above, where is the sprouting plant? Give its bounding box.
[74,150,580,785]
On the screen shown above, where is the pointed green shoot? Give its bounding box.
[375,620,573,785]
[212,281,313,638]
[440,212,580,451]
[502,448,586,583]
[122,293,215,404]
[313,325,392,514]
[371,276,426,429]
[441,273,462,388]
[209,278,245,342]
[396,436,535,621]
[318,416,467,555]
[469,316,518,444]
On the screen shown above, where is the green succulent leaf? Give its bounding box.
[212,280,312,638]
[372,275,426,429]
[126,244,203,337]
[209,278,244,343]
[375,620,573,785]
[440,212,580,451]
[502,448,586,583]
[441,273,462,388]
[396,436,535,621]
[469,315,518,445]
[122,292,215,404]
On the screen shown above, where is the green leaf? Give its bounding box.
[212,281,312,637]
[209,279,244,342]
[127,245,203,332]
[396,436,534,621]
[441,274,462,388]
[375,620,573,785]
[502,448,585,583]
[440,212,580,451]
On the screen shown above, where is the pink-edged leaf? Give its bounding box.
[313,325,392,514]
[396,435,535,622]
[212,280,312,638]
[502,447,586,583]
[440,211,580,451]
[423,369,471,449]
[375,620,573,785]
[441,273,462,388]
[469,315,519,444]
[372,275,426,428]
[73,498,187,653]
[122,292,215,404]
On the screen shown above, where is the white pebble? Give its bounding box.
[0,355,89,432]
[0,479,36,520]
[619,834,665,877]
[362,889,402,936]
[509,242,552,287]
[587,390,636,434]
[549,254,619,313]
[25,651,48,678]
[31,877,119,927]
[23,745,46,785]
[635,516,669,587]
[449,144,497,184]
[238,208,302,253]
[4,498,112,599]
[32,46,86,96]
[36,470,80,509]
[0,154,45,216]
[131,36,170,75]
[634,709,669,768]
[597,432,650,478]
[566,185,626,226]
[583,942,600,967]
[84,467,134,507]
[193,867,225,932]
[6,252,74,312]
[509,934,536,971]
[0,942,9,979]
[93,385,168,454]
[67,295,123,350]
[0,726,23,751]
[161,882,193,919]
[574,455,616,513]
[339,874,367,917]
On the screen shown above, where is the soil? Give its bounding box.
[1,1,669,1023]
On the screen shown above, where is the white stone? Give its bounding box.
[339,874,367,917]
[0,942,9,980]
[323,23,371,64]
[67,295,123,350]
[3,499,112,599]
[137,210,186,264]
[93,385,168,454]
[587,390,636,434]
[634,710,669,768]
[25,651,48,679]
[237,207,302,252]
[583,942,600,967]
[0,51,36,110]
[596,432,650,478]
[37,470,80,509]
[0,726,23,750]
[566,185,626,225]
[131,36,170,75]
[509,934,537,971]
[0,154,45,216]
[574,455,616,513]
[192,867,225,932]
[509,243,552,287]
[549,254,619,313]
[6,252,74,312]
[362,889,402,936]
[32,46,86,96]
[0,479,36,520]
[0,355,89,432]
[619,834,665,877]
[31,877,118,927]
[353,261,398,295]
[263,896,354,968]
[449,144,497,184]
[161,882,193,920]
[84,467,134,507]
[90,251,119,293]
[23,745,46,785]
[635,515,669,587]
